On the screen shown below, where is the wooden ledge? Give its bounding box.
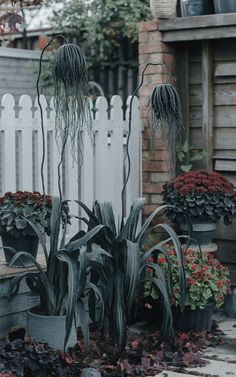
[0,253,46,280]
[159,13,236,42]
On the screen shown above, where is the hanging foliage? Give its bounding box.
[53,43,92,161]
[148,83,183,175]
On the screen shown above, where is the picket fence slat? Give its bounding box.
[0,94,142,237]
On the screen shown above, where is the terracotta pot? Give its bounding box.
[1,233,39,267]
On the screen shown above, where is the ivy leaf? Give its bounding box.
[180,164,192,172]
[15,218,27,230]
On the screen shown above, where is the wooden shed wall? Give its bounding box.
[176,39,236,283]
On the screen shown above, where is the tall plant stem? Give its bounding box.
[36,35,68,199]
[20,0,27,49]
[120,62,164,229]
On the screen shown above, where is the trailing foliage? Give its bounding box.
[53,42,92,162]
[148,83,183,175]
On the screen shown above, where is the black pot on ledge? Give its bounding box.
[214,0,236,14]
[180,0,214,16]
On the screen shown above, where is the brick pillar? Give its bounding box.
[138,20,176,217]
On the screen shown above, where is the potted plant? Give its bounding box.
[0,191,52,267]
[163,170,236,247]
[8,197,105,350]
[147,247,231,331]
[150,0,178,19]
[180,0,214,17]
[214,0,236,14]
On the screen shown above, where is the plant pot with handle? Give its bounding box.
[150,0,178,19]
[180,0,214,17]
[214,0,236,14]
[28,308,77,350]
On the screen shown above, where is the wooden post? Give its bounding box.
[202,40,214,172]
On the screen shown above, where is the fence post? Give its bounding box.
[0,94,16,194]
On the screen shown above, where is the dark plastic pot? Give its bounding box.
[180,0,213,16]
[224,287,236,318]
[1,233,39,267]
[214,0,236,13]
[173,304,214,332]
[28,308,77,350]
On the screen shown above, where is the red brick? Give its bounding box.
[139,32,148,44]
[143,182,163,194]
[139,63,165,75]
[139,53,163,65]
[142,172,149,182]
[142,138,148,151]
[143,150,168,161]
[143,161,169,172]
[151,194,163,205]
[148,31,163,43]
[151,172,171,183]
[143,204,158,216]
[138,20,159,32]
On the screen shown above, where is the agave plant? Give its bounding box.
[7,197,107,350]
[75,199,186,351]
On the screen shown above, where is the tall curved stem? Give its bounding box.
[36,35,68,198]
[120,62,164,229]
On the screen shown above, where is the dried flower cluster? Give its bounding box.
[163,170,236,224]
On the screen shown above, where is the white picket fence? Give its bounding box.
[0,94,142,236]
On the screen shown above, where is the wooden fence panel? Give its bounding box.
[0,94,142,237]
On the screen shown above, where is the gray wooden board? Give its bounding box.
[162,26,236,43]
[159,13,236,31]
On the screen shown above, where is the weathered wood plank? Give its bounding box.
[215,160,236,172]
[214,106,236,127]
[176,44,189,151]
[162,26,236,43]
[159,13,236,31]
[215,241,236,263]
[215,62,236,77]
[215,219,236,241]
[202,41,213,171]
[215,128,236,149]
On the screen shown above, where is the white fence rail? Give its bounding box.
[0,94,142,236]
